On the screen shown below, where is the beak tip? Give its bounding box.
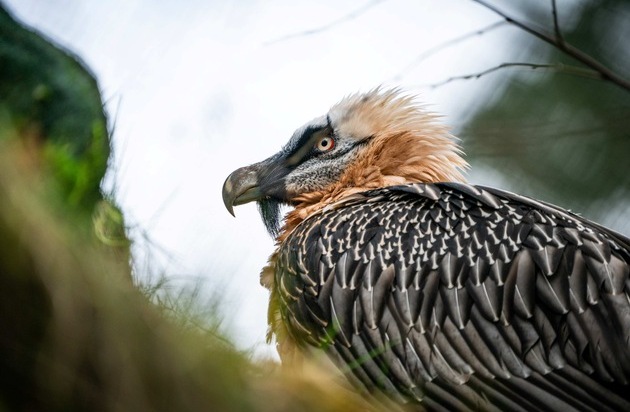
[222,174,237,217]
[223,195,236,217]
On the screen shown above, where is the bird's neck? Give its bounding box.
[278,130,468,242]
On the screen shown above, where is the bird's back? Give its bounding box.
[274,182,630,411]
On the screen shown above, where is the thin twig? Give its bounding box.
[425,62,600,89]
[390,20,507,81]
[471,0,630,92]
[551,0,564,46]
[264,0,386,46]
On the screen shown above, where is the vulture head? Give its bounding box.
[222,89,468,235]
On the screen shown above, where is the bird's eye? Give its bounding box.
[315,136,335,152]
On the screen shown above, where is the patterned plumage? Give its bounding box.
[222,89,630,411]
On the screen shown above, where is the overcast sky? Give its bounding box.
[5,0,531,357]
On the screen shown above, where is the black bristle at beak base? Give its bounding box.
[257,198,282,238]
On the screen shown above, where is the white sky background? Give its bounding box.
[5,0,553,357]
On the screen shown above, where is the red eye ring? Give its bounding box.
[315,136,335,152]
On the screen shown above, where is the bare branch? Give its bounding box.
[390,20,507,81]
[424,62,601,89]
[471,0,630,92]
[264,0,386,46]
[551,0,564,45]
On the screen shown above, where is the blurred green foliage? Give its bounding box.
[0,4,109,216]
[0,4,130,265]
[461,0,630,232]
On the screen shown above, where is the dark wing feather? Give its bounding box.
[276,183,630,410]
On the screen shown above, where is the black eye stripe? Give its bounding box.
[285,126,320,156]
[285,125,332,166]
[286,115,335,155]
[299,126,324,148]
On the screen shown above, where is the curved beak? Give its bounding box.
[222,155,289,216]
[222,165,262,216]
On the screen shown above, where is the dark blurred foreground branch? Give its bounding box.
[426,62,600,88]
[471,0,630,92]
